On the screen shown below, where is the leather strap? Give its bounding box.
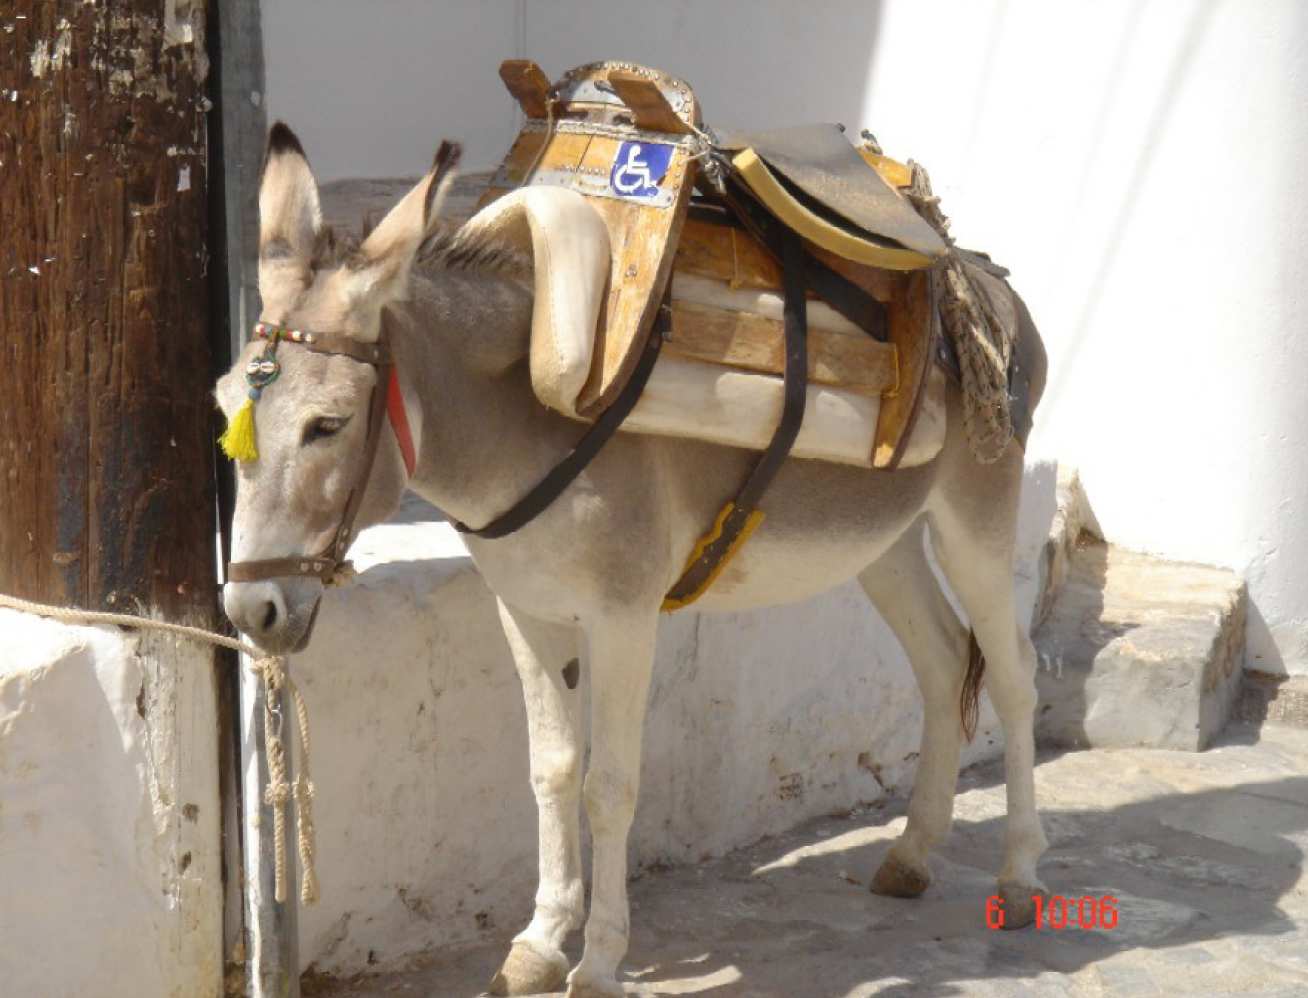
[227,326,397,583]
[697,179,888,343]
[453,293,669,540]
[663,227,808,607]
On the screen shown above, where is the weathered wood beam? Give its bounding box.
[0,0,217,623]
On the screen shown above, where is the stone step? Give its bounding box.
[1237,671,1308,729]
[1033,540,1246,751]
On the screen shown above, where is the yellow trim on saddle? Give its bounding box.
[857,149,913,188]
[730,148,934,272]
[661,501,766,612]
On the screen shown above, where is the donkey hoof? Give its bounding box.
[871,853,931,898]
[488,940,569,996]
[565,972,624,998]
[997,882,1049,930]
[565,985,624,998]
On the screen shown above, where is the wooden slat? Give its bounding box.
[673,217,784,290]
[499,60,552,119]
[673,216,903,304]
[873,270,935,467]
[607,71,692,134]
[665,300,898,397]
[625,357,882,467]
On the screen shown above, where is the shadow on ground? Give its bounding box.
[308,724,1308,997]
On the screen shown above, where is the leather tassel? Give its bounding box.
[220,397,259,462]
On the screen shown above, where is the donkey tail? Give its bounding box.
[961,631,986,741]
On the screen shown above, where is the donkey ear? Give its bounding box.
[258,122,322,262]
[343,141,462,307]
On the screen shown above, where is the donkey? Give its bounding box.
[218,124,1049,998]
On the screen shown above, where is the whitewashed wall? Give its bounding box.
[265,0,1308,676]
[0,612,222,998]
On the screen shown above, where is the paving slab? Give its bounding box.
[1034,542,1246,751]
[304,722,1308,997]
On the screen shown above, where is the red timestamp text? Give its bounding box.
[985,894,1119,930]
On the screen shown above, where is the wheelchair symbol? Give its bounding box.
[610,141,673,199]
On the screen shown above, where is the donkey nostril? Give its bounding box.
[260,601,278,632]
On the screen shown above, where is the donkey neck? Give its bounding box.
[393,267,585,529]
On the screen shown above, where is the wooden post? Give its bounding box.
[1,4,225,994]
[0,0,217,623]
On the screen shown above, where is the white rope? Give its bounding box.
[0,591,320,906]
[521,96,556,182]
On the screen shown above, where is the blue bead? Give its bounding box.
[248,387,262,400]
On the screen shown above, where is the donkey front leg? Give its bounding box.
[490,600,585,996]
[567,611,659,998]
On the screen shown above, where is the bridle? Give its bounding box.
[225,320,417,585]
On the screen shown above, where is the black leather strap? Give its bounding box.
[663,228,808,606]
[703,177,888,343]
[453,296,669,540]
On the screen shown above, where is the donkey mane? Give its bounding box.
[417,222,532,278]
[308,215,531,280]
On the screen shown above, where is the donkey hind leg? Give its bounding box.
[490,600,585,996]
[567,611,659,998]
[858,520,971,899]
[929,467,1049,929]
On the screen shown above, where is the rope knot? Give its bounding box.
[254,652,320,906]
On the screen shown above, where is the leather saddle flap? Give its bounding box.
[716,124,947,270]
[480,61,702,417]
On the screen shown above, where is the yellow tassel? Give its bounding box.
[220,398,259,462]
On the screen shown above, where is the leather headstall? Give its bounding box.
[226,321,416,585]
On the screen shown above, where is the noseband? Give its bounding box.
[226,321,417,585]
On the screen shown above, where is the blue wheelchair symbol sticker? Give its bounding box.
[610,141,674,199]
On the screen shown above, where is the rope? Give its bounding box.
[0,591,320,906]
[903,161,1016,464]
[521,95,556,182]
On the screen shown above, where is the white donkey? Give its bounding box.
[219,126,1049,998]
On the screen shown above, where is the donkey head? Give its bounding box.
[216,123,458,652]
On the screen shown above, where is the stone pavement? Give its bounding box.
[306,722,1308,997]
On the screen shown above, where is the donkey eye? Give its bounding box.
[301,415,350,446]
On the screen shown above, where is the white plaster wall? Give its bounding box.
[265,0,1308,675]
[261,0,524,180]
[290,460,1054,976]
[260,0,882,178]
[0,611,222,998]
[852,1,1308,677]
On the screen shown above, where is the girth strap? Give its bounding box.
[452,291,669,540]
[662,228,809,610]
